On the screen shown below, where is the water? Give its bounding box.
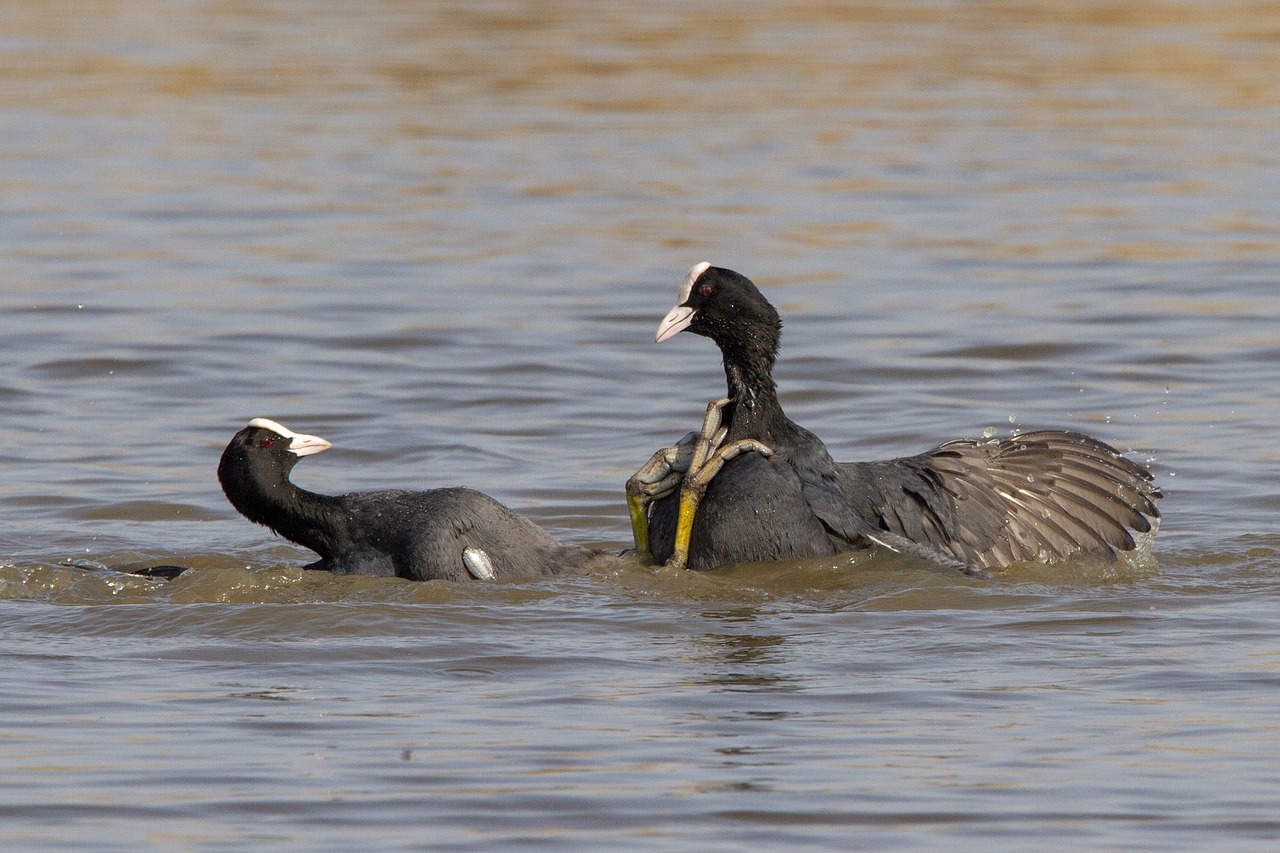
[3,1,1280,848]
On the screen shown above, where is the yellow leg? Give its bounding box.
[627,492,651,555]
[625,443,695,557]
[625,397,770,569]
[668,487,702,570]
[667,437,774,570]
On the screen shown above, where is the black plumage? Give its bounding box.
[218,418,607,581]
[645,264,1161,572]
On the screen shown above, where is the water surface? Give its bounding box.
[2,1,1280,849]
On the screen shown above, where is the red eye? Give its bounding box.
[699,283,712,297]
[261,438,273,448]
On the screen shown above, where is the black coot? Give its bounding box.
[218,418,608,581]
[639,263,1162,573]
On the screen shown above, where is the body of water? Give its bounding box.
[2,1,1280,849]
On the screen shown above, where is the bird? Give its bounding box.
[218,418,613,581]
[629,263,1162,575]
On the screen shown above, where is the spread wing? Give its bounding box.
[787,438,986,576]
[839,430,1161,569]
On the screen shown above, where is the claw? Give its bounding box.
[688,397,732,472]
[626,434,697,554]
[627,397,771,566]
[627,441,694,495]
[668,437,773,570]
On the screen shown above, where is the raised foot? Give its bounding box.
[626,396,731,554]
[667,434,773,570]
[668,396,775,569]
[626,433,698,555]
[627,397,774,563]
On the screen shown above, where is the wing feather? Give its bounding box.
[843,430,1161,570]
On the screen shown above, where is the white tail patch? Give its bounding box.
[463,547,496,580]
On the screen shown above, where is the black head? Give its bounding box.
[655,263,782,353]
[218,417,332,496]
[653,264,790,437]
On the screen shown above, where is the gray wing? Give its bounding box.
[788,440,986,576]
[840,430,1162,569]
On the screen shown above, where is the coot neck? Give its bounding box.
[719,330,793,444]
[219,455,347,559]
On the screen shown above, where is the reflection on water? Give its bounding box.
[2,0,1280,849]
[684,608,797,691]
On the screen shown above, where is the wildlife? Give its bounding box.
[628,263,1161,575]
[219,418,612,581]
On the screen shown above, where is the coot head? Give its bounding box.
[655,263,782,355]
[220,418,332,485]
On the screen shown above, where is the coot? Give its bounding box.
[219,418,609,581]
[630,263,1161,574]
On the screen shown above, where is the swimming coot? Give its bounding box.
[629,263,1162,574]
[219,418,608,581]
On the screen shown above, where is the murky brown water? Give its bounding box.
[3,1,1280,848]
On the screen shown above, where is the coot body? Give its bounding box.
[219,418,604,581]
[644,264,1161,572]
